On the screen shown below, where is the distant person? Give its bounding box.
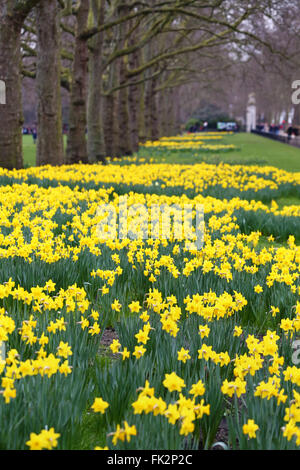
[287,126,293,142]
[32,127,37,144]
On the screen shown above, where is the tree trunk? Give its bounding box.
[144,80,151,140]
[166,88,175,136]
[145,77,159,141]
[103,56,119,158]
[157,89,166,138]
[36,0,64,166]
[66,0,89,164]
[115,5,132,157]
[87,33,106,163]
[103,92,117,158]
[117,59,133,156]
[87,0,106,164]
[149,77,159,141]
[0,10,23,169]
[128,81,140,154]
[138,80,147,144]
[127,27,140,154]
[174,88,181,135]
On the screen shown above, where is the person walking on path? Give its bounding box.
[32,126,37,144]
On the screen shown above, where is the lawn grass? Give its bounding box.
[23,135,37,167]
[138,132,300,171]
[276,197,300,208]
[221,133,300,171]
[23,132,300,171]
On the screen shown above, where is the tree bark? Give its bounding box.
[145,76,159,141]
[165,88,176,136]
[103,56,119,158]
[0,7,24,169]
[149,76,159,141]
[103,92,117,158]
[138,80,147,144]
[36,0,64,166]
[87,0,106,164]
[115,5,132,157]
[116,58,133,156]
[66,0,89,164]
[128,56,140,153]
[157,88,166,138]
[128,81,140,153]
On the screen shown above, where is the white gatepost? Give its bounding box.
[246,92,256,132]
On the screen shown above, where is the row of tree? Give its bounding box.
[1,0,300,169]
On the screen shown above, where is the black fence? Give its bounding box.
[251,129,300,148]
